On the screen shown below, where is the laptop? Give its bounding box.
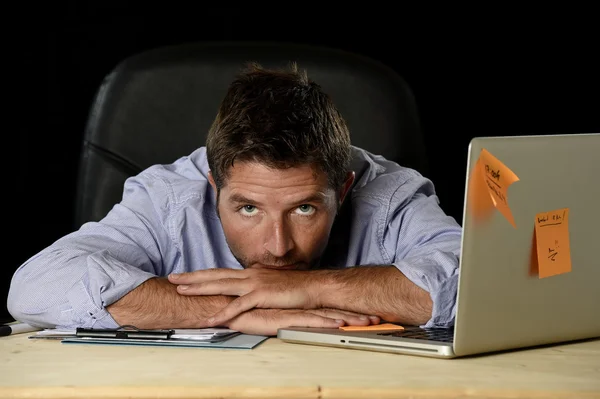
[278,133,600,358]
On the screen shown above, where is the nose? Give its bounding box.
[263,217,295,258]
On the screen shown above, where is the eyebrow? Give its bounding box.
[228,193,260,206]
[228,192,328,206]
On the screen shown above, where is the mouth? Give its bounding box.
[255,264,300,270]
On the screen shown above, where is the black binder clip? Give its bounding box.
[76,325,175,340]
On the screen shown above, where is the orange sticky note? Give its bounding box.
[339,323,404,332]
[468,148,520,228]
[534,208,572,278]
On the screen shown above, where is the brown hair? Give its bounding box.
[206,62,351,192]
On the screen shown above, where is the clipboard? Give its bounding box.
[29,325,268,349]
[61,333,268,349]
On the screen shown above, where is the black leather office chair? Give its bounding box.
[75,41,427,227]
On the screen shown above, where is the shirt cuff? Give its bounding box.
[60,250,157,329]
[392,250,459,328]
[64,280,120,329]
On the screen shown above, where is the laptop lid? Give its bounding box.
[453,133,600,357]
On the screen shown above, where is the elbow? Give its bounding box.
[6,292,30,326]
[7,286,31,326]
[7,272,57,328]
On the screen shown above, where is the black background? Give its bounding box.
[5,5,598,322]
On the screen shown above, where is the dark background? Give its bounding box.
[5,6,598,322]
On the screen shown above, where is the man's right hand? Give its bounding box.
[226,308,380,336]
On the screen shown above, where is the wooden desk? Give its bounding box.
[1,334,599,399]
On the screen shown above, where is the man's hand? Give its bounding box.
[106,277,235,329]
[226,308,380,336]
[170,265,433,327]
[168,268,333,326]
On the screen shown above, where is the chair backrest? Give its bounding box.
[75,41,427,227]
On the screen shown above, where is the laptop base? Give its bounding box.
[278,327,456,359]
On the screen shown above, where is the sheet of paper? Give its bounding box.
[35,327,237,336]
[30,329,77,339]
[171,328,238,340]
[339,323,404,332]
[468,148,520,228]
[35,329,76,336]
[172,328,238,334]
[534,208,572,278]
[32,327,240,341]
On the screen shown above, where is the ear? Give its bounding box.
[338,171,355,205]
[208,171,217,193]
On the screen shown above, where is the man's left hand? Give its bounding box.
[168,268,339,326]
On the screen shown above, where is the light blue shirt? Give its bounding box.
[8,146,462,330]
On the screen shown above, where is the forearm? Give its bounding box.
[107,277,235,329]
[315,266,432,325]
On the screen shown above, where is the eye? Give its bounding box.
[295,204,315,216]
[240,205,259,216]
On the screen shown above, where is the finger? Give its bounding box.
[317,308,369,317]
[176,278,250,296]
[315,308,381,324]
[287,312,346,329]
[308,309,372,326]
[227,310,345,336]
[327,309,381,325]
[168,269,246,284]
[207,292,264,327]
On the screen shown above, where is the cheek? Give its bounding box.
[293,215,335,252]
[219,211,255,248]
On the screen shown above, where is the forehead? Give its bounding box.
[223,161,328,189]
[218,161,338,209]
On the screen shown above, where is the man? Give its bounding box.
[8,63,462,336]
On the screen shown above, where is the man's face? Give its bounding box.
[208,162,354,270]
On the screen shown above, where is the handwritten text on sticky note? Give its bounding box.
[468,148,520,228]
[479,149,520,228]
[534,208,572,278]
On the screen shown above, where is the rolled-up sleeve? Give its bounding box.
[7,171,177,329]
[383,177,462,328]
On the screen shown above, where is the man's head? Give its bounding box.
[206,62,354,270]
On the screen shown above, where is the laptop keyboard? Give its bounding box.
[377,327,454,343]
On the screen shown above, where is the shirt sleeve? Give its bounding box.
[7,170,178,329]
[382,176,462,329]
